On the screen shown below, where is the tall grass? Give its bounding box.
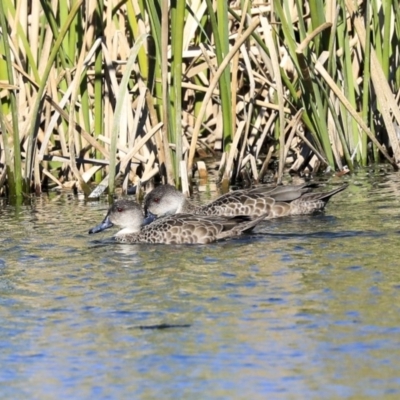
[0,0,25,197]
[0,0,399,199]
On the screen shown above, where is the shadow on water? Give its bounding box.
[2,170,400,398]
[136,323,192,330]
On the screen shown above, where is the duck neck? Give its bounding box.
[178,198,198,214]
[115,226,140,237]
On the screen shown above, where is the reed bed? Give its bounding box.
[0,0,399,199]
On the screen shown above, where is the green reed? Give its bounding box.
[0,0,400,199]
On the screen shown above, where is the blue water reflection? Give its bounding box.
[1,172,400,398]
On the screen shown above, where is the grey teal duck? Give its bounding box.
[144,183,348,220]
[88,199,267,244]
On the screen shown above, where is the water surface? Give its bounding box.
[1,170,400,399]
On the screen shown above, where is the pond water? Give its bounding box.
[1,169,400,399]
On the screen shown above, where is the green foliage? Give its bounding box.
[0,0,399,198]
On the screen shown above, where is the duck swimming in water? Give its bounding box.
[89,199,267,244]
[143,183,348,220]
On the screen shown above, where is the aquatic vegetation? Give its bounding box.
[0,0,399,198]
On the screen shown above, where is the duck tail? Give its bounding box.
[302,183,349,204]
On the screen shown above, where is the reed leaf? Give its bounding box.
[92,0,104,184]
[109,33,148,195]
[2,0,400,198]
[126,0,148,81]
[0,0,25,197]
[170,0,185,184]
[381,0,392,79]
[205,0,232,150]
[187,18,260,174]
[361,0,372,162]
[337,6,361,163]
[25,0,84,186]
[260,16,286,183]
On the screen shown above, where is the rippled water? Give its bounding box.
[1,169,400,399]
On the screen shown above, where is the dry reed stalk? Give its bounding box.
[345,0,400,163]
[282,109,304,164]
[231,0,249,162]
[315,53,397,168]
[260,15,285,183]
[257,145,275,183]
[68,27,92,196]
[235,44,255,181]
[187,17,261,175]
[1,0,399,197]
[223,120,246,181]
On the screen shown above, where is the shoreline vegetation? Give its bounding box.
[0,0,399,201]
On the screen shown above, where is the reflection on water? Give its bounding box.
[1,169,400,399]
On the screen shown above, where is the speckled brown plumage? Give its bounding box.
[88,199,266,244]
[144,183,348,219]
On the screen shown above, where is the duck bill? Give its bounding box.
[142,211,157,226]
[88,215,113,234]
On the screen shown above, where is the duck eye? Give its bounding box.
[116,207,124,212]
[153,197,160,203]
